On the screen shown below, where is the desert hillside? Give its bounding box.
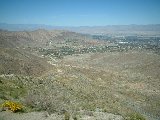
[0,29,160,120]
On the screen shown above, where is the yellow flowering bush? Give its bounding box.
[1,101,23,112]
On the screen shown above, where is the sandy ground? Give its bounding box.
[0,111,124,120]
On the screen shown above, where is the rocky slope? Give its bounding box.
[0,48,52,76]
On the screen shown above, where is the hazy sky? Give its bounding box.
[0,0,160,26]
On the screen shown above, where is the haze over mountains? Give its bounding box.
[1,23,160,35]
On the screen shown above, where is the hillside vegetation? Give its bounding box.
[0,29,159,120]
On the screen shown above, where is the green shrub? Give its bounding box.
[73,116,78,120]
[64,111,70,120]
[126,113,146,120]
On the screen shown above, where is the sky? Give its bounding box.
[0,0,160,26]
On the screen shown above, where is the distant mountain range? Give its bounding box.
[1,23,160,35]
